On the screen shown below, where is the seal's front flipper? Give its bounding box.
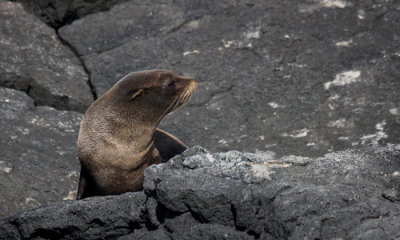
[153,128,188,162]
[76,166,96,200]
[76,168,87,200]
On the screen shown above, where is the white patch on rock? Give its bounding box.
[207,100,222,111]
[183,50,200,56]
[185,20,200,29]
[265,143,277,148]
[24,197,40,205]
[259,135,265,140]
[299,1,350,13]
[56,150,67,156]
[328,94,340,101]
[222,40,234,48]
[335,39,353,47]
[392,171,400,177]
[291,128,310,138]
[321,0,349,8]
[251,161,292,180]
[63,191,76,200]
[236,135,248,143]
[327,118,354,128]
[288,63,307,68]
[0,161,12,173]
[17,127,30,135]
[376,121,385,131]
[338,136,350,141]
[67,171,78,178]
[389,108,399,115]
[268,102,282,108]
[206,153,214,163]
[357,9,366,20]
[282,129,310,138]
[324,70,361,90]
[251,164,272,180]
[360,120,388,145]
[245,30,261,40]
[30,117,38,125]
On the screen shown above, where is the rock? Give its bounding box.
[59,1,185,56]
[58,0,238,56]
[1,145,400,239]
[59,0,400,157]
[382,188,400,202]
[118,228,170,240]
[179,224,254,240]
[0,2,93,113]
[13,0,128,28]
[0,87,82,217]
[0,192,147,240]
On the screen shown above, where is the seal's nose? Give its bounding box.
[182,77,197,92]
[175,76,196,92]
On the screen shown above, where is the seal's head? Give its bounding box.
[79,69,197,158]
[104,69,197,124]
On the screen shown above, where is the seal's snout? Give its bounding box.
[181,77,197,92]
[190,78,197,88]
[174,76,196,93]
[165,76,196,114]
[186,78,197,92]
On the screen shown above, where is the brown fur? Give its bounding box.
[76,70,196,199]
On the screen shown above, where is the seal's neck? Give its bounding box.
[99,99,161,153]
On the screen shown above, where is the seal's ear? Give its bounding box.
[131,89,144,100]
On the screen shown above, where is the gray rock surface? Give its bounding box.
[58,0,242,56]
[1,145,400,239]
[0,87,82,217]
[13,0,128,28]
[58,0,400,157]
[0,192,146,239]
[0,2,93,112]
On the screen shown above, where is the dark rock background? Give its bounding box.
[0,87,81,218]
[0,0,399,238]
[57,0,400,157]
[10,0,129,28]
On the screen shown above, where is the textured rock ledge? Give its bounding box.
[1,145,400,239]
[0,87,81,217]
[0,2,93,112]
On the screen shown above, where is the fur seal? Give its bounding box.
[76,70,197,200]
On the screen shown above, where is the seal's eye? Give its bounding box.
[167,81,176,87]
